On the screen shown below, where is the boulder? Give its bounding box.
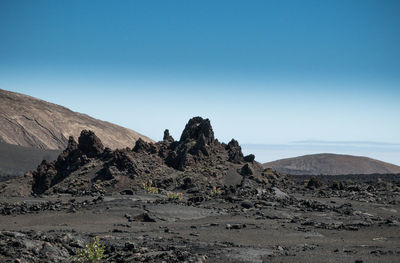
[241,200,253,209]
[240,163,254,176]
[307,177,324,189]
[133,138,157,154]
[226,139,244,163]
[330,181,345,190]
[272,187,289,200]
[78,130,104,158]
[244,154,255,162]
[32,160,57,194]
[163,129,174,143]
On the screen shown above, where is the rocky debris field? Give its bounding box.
[0,117,399,262]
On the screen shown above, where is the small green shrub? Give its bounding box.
[73,236,105,263]
[142,179,159,194]
[167,191,183,200]
[210,186,222,196]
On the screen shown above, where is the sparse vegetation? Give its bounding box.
[167,191,183,200]
[210,186,222,196]
[73,236,105,263]
[142,179,158,194]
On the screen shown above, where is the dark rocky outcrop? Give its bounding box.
[244,154,255,162]
[100,149,139,178]
[330,181,345,190]
[226,139,244,163]
[32,131,103,194]
[30,116,287,197]
[163,129,174,143]
[31,160,57,195]
[165,117,217,170]
[307,177,324,189]
[240,163,254,176]
[179,117,214,144]
[133,138,157,154]
[78,130,104,158]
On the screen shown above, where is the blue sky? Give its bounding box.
[1,0,399,164]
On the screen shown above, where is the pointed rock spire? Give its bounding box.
[78,130,104,157]
[179,117,214,144]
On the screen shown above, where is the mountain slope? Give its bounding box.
[0,89,152,150]
[263,153,400,175]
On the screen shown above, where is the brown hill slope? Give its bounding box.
[263,153,400,175]
[0,89,152,150]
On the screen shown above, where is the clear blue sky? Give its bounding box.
[1,0,399,163]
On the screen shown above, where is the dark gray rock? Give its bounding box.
[241,200,253,209]
[78,130,104,158]
[226,139,244,163]
[240,163,254,176]
[244,154,255,162]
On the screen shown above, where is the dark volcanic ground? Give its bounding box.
[1,188,399,263]
[0,117,399,262]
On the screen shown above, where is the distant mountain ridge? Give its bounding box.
[0,89,153,150]
[263,153,400,175]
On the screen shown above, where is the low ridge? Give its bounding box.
[264,153,400,175]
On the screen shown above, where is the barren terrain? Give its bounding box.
[0,117,398,262]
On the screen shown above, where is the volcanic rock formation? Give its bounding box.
[30,117,286,196]
[32,132,101,194]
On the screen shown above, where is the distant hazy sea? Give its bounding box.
[242,141,400,166]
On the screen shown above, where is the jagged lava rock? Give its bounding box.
[133,138,157,154]
[78,130,104,157]
[166,117,217,170]
[29,116,287,197]
[179,117,214,144]
[163,129,174,143]
[226,139,244,164]
[32,131,103,194]
[244,154,255,162]
[307,177,324,189]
